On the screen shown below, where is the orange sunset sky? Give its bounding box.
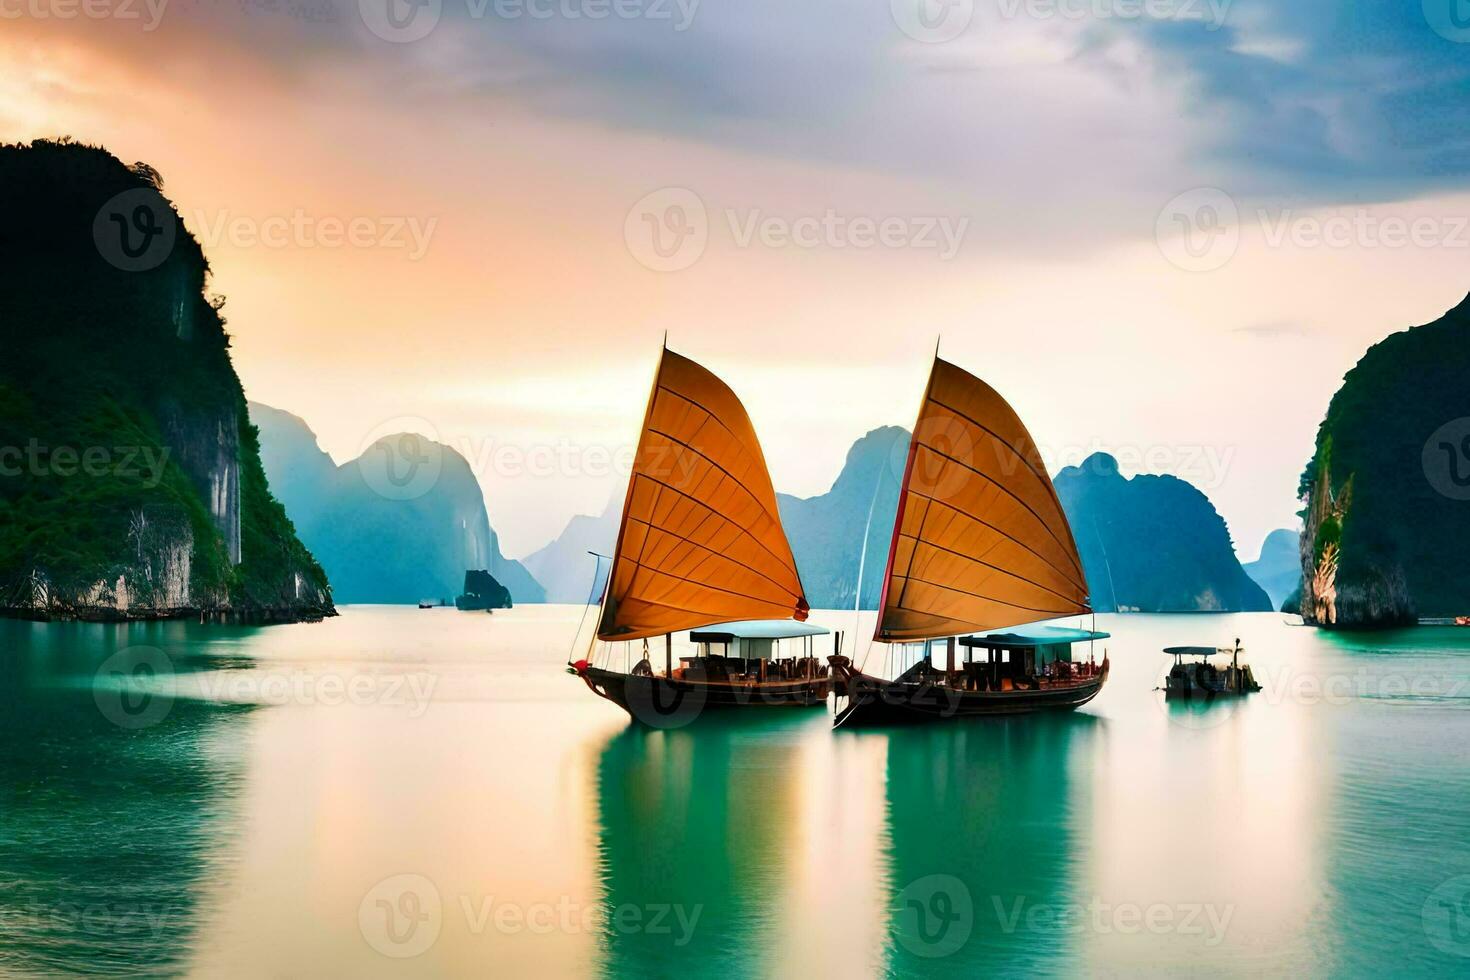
[7,2,1470,557]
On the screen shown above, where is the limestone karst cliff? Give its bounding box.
[0,139,332,622]
[1297,293,1470,627]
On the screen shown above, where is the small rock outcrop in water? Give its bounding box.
[1242,529,1303,611]
[0,140,332,622]
[455,570,512,610]
[1297,293,1470,627]
[1052,453,1271,613]
[250,403,544,604]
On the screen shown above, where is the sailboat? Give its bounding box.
[570,346,833,724]
[828,355,1109,727]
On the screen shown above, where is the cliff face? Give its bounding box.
[0,139,332,622]
[1051,453,1270,613]
[1298,293,1470,627]
[250,403,545,604]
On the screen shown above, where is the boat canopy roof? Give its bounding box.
[959,625,1110,649]
[689,620,830,642]
[1164,645,1232,657]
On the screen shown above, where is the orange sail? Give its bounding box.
[874,357,1090,642]
[596,349,809,642]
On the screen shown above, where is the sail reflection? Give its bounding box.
[592,713,821,978]
[872,712,1102,976]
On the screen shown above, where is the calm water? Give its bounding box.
[2,607,1469,977]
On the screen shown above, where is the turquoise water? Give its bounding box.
[1,608,1468,977]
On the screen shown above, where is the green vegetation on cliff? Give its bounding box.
[1298,293,1470,626]
[0,139,331,620]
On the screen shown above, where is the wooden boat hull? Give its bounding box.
[830,657,1108,728]
[577,665,830,726]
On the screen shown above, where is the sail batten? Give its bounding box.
[875,357,1091,642]
[597,349,808,642]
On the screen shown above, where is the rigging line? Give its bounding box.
[852,463,887,675]
[567,551,608,665]
[1093,517,1118,612]
[901,488,1088,592]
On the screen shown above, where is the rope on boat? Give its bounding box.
[566,552,607,666]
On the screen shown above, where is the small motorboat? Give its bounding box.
[1162,640,1260,698]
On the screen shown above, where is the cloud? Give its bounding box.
[1230,320,1312,339]
[1130,2,1470,197]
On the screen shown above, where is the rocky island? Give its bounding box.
[1297,293,1470,627]
[0,140,332,622]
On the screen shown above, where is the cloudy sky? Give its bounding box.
[8,0,1470,558]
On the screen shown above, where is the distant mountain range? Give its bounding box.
[776,426,909,611]
[520,498,617,603]
[1242,529,1301,611]
[523,428,1268,614]
[1053,453,1271,613]
[249,403,544,605]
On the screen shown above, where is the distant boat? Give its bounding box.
[569,345,832,721]
[1162,641,1261,698]
[828,355,1109,727]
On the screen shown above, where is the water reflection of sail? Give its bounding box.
[592,715,809,977]
[0,622,248,977]
[877,714,1099,975]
